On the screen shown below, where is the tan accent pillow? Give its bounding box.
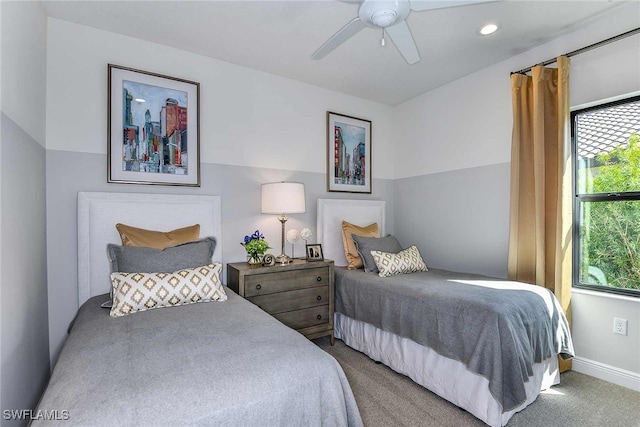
[341,221,379,270]
[110,263,226,317]
[116,223,200,250]
[372,246,428,277]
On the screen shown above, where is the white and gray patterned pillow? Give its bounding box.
[103,237,217,308]
[371,246,428,277]
[110,263,226,317]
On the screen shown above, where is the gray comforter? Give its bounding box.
[35,289,362,426]
[335,267,574,412]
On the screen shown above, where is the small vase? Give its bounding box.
[247,254,263,265]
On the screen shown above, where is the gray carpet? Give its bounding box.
[314,337,640,427]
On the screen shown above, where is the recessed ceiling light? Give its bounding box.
[478,23,499,36]
[134,98,146,103]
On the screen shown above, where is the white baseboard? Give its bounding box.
[572,357,640,392]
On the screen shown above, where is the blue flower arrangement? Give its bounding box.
[241,230,270,262]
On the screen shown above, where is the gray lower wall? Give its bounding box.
[1,113,49,425]
[572,291,640,374]
[45,149,395,364]
[393,163,511,279]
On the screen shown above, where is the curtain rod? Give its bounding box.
[510,27,640,75]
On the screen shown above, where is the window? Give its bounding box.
[572,95,640,297]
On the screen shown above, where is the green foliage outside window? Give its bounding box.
[580,133,640,290]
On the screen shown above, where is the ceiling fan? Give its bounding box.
[312,0,494,65]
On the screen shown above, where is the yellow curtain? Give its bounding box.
[508,56,572,371]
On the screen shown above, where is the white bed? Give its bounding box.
[317,198,564,427]
[34,192,362,426]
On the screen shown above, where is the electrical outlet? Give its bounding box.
[613,318,628,336]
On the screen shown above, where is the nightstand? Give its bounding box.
[227,259,335,344]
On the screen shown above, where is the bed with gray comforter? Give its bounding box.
[35,289,362,426]
[335,267,574,413]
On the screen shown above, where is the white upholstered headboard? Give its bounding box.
[77,192,222,306]
[317,199,386,267]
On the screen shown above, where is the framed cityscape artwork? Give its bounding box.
[107,64,200,186]
[327,111,371,193]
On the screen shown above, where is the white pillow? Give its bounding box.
[371,246,428,277]
[110,263,226,317]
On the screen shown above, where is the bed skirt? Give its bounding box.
[334,312,559,427]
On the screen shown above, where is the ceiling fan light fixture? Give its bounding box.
[478,23,499,36]
[370,9,398,28]
[359,0,410,28]
[314,0,495,65]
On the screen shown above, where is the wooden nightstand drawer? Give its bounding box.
[243,267,328,297]
[226,259,335,344]
[247,286,329,314]
[273,305,329,330]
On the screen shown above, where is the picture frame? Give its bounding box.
[108,64,200,186]
[327,111,372,193]
[306,243,324,262]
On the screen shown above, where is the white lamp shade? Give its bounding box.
[261,182,306,214]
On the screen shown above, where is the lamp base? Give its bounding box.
[275,253,291,265]
[276,216,291,265]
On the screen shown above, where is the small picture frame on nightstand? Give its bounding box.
[306,244,324,261]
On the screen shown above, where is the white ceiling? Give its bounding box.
[41,0,636,106]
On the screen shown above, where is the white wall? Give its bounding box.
[1,2,47,147]
[392,3,640,384]
[0,1,50,423]
[393,4,640,179]
[46,18,395,178]
[45,18,396,364]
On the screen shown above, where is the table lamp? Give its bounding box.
[261,182,306,264]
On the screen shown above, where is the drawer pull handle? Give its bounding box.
[256,284,262,290]
[316,276,322,282]
[316,314,322,320]
[317,295,322,301]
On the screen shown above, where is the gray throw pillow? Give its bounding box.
[103,237,216,308]
[352,234,403,273]
[107,236,216,273]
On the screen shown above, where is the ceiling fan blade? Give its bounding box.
[385,21,420,65]
[410,0,495,12]
[312,18,366,60]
